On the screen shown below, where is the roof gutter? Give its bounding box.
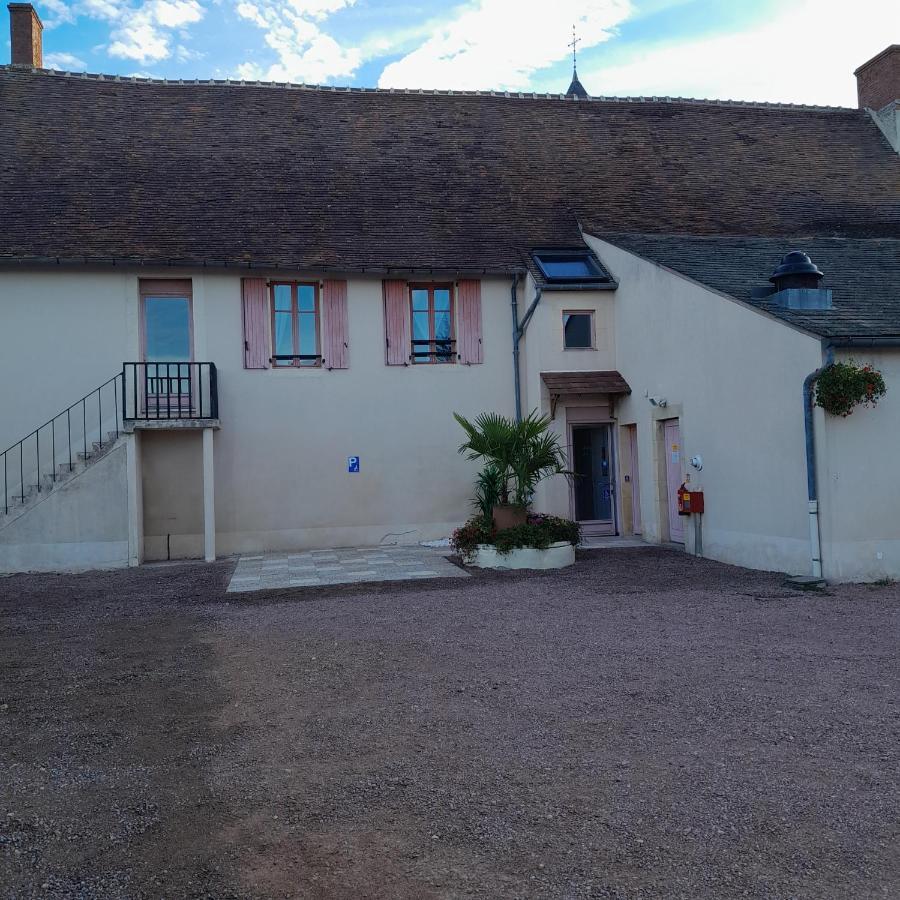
[802,336,899,579]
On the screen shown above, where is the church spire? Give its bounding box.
[565,23,588,98]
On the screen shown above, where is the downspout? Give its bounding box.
[511,275,522,421]
[803,343,833,579]
[511,276,543,422]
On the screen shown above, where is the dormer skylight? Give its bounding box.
[532,249,615,288]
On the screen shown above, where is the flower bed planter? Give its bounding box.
[464,540,575,570]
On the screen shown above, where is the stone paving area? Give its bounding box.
[226,545,468,593]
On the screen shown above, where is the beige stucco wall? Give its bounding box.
[0,268,516,559]
[819,348,900,581]
[204,273,515,554]
[0,269,133,457]
[587,236,825,575]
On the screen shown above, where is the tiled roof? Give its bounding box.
[598,233,900,338]
[1,68,898,272]
[541,371,631,395]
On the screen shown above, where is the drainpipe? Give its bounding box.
[511,276,543,422]
[511,276,522,421]
[803,343,833,579]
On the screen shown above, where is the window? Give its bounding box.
[563,311,595,349]
[410,284,455,364]
[533,250,609,285]
[140,279,193,405]
[270,282,320,367]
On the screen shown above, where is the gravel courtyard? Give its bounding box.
[1,548,898,899]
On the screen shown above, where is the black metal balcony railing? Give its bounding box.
[122,362,218,421]
[411,338,456,364]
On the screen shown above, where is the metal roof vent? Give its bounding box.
[767,250,832,311]
[769,251,824,291]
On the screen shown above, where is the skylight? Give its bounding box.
[532,250,609,285]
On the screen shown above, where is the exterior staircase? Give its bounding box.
[0,429,124,531]
[0,362,219,572]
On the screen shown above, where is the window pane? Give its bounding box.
[144,296,190,361]
[564,313,593,348]
[434,309,451,340]
[298,285,316,313]
[273,284,292,311]
[538,255,598,278]
[298,312,317,365]
[274,310,293,364]
[412,310,429,362]
[411,289,429,312]
[434,289,451,311]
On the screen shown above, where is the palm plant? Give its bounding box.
[454,410,571,509]
[471,463,504,526]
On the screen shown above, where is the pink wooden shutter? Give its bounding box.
[457,279,483,365]
[321,279,349,369]
[241,277,269,369]
[383,279,410,365]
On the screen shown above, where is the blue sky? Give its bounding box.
[12,0,898,105]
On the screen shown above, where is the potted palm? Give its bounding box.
[453,410,571,530]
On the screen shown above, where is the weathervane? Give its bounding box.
[569,24,581,75]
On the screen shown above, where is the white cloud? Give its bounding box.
[39,0,77,27]
[39,0,205,64]
[377,0,632,91]
[234,0,360,83]
[106,0,204,62]
[579,0,898,105]
[43,50,88,69]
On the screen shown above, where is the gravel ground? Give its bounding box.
[1,547,898,899]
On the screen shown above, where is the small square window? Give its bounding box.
[563,311,594,349]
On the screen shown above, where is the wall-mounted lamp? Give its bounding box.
[648,396,668,408]
[690,455,703,471]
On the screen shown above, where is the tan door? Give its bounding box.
[622,424,641,535]
[664,419,684,543]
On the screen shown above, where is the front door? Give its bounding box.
[141,283,193,414]
[663,419,685,543]
[572,424,616,535]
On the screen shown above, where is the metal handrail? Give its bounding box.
[2,373,123,516]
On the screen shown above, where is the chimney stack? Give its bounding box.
[8,3,43,68]
[855,46,900,155]
[855,45,899,112]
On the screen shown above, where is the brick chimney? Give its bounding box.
[855,45,899,111]
[8,3,43,68]
[855,45,900,154]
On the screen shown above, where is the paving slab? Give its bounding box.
[226,544,468,592]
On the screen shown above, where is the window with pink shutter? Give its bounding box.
[322,280,349,369]
[456,279,483,365]
[241,277,269,369]
[383,279,410,365]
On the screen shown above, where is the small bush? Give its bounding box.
[451,513,580,558]
[450,518,492,556]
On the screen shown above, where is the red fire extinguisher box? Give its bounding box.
[689,491,704,514]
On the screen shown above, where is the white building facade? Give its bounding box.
[1,11,899,581]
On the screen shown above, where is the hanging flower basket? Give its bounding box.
[815,361,887,417]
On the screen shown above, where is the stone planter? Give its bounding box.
[464,540,575,570]
[492,503,528,530]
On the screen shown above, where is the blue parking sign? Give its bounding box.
[347,456,360,473]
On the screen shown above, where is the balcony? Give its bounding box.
[122,362,219,431]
